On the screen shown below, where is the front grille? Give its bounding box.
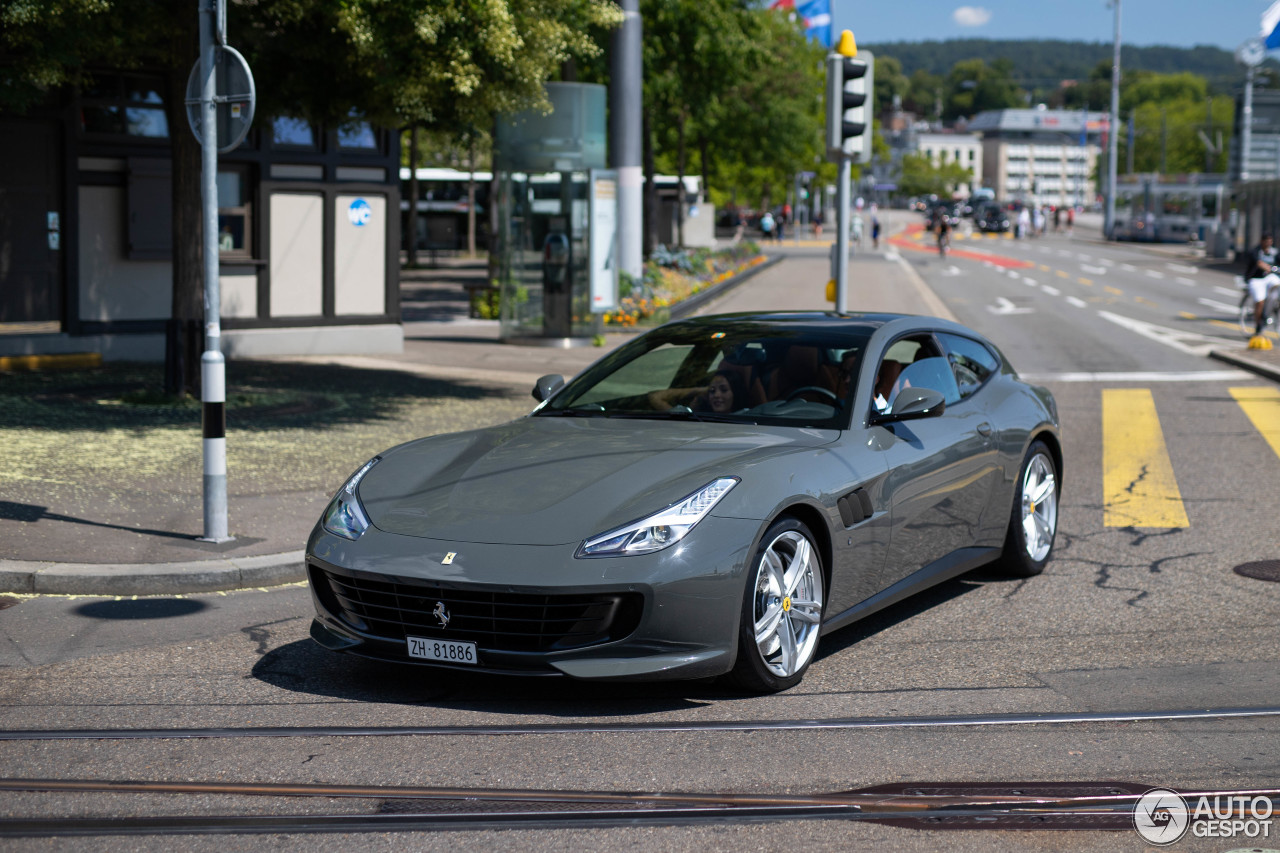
[310,565,643,654]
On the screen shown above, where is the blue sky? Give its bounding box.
[834,1,1274,50]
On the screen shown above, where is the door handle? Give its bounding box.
[977,422,993,437]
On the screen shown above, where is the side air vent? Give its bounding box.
[836,488,875,528]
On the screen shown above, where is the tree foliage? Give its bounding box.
[896,152,972,199]
[237,0,622,131]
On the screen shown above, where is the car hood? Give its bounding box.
[358,416,838,545]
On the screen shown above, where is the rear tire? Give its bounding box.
[730,518,825,693]
[997,440,1058,578]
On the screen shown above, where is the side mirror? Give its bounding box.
[532,374,565,403]
[878,387,946,421]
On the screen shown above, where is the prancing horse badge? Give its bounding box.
[442,552,456,565]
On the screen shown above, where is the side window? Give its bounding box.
[938,333,999,399]
[889,357,961,410]
[874,334,949,412]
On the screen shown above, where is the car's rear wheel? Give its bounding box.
[998,440,1058,577]
[730,518,825,693]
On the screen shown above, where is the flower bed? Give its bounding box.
[603,242,766,327]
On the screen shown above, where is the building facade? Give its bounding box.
[969,108,1106,208]
[0,71,402,362]
[916,132,983,197]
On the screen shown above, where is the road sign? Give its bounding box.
[185,45,256,153]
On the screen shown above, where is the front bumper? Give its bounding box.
[305,515,761,681]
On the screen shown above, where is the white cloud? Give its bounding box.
[953,6,992,27]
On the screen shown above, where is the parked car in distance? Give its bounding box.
[975,204,1011,233]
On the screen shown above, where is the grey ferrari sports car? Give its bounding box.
[307,312,1061,692]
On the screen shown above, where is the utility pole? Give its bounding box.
[610,0,642,281]
[1104,0,1121,239]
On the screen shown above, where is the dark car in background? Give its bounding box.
[975,203,1011,233]
[306,313,1062,693]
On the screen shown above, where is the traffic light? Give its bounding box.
[825,30,874,164]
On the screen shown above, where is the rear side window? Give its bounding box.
[938,333,999,399]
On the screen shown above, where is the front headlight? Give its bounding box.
[576,477,739,558]
[321,456,380,540]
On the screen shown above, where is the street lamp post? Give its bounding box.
[1104,0,1121,239]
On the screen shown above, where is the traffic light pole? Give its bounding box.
[826,32,871,315]
[835,157,852,313]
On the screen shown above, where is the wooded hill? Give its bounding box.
[862,39,1273,94]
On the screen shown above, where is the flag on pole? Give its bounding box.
[769,0,832,48]
[1263,0,1280,50]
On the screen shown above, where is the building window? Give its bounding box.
[217,166,252,258]
[80,73,169,139]
[337,115,379,152]
[272,116,317,149]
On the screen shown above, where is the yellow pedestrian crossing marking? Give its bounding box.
[1102,389,1189,528]
[1230,387,1280,459]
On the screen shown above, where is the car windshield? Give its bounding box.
[538,320,872,429]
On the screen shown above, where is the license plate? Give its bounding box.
[407,636,477,665]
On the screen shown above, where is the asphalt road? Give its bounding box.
[3,220,1280,851]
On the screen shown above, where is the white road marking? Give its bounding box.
[1081,264,1108,275]
[1144,269,1165,279]
[988,297,1034,315]
[1176,277,1196,286]
[1198,297,1239,313]
[1215,285,1242,297]
[884,251,900,261]
[1057,249,1073,257]
[1020,370,1252,382]
[1042,285,1061,296]
[1097,310,1240,356]
[1099,258,1115,266]
[1007,269,1021,279]
[1067,297,1088,308]
[1121,263,1137,272]
[1022,276,1038,286]
[1078,253,1093,261]
[1166,263,1198,275]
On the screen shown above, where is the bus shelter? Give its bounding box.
[494,83,617,344]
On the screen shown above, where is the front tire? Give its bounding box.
[997,440,1059,577]
[730,518,825,693]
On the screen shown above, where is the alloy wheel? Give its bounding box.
[752,530,824,678]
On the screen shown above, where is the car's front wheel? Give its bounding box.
[998,440,1059,577]
[730,518,825,693]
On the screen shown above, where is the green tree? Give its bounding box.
[874,54,910,117]
[896,151,972,199]
[945,57,1023,120]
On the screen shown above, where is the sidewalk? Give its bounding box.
[1,216,1271,596]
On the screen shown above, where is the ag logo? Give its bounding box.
[1133,788,1189,845]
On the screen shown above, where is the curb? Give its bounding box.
[0,551,306,597]
[1208,348,1280,384]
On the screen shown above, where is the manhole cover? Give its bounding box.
[1234,561,1280,583]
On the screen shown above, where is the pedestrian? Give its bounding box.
[759,210,774,240]
[851,211,864,246]
[1053,206,1061,232]
[1066,207,1074,234]
[870,205,881,249]
[1017,206,1031,239]
[775,210,786,242]
[813,211,823,238]
[1033,206,1045,237]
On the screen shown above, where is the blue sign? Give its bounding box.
[347,198,372,227]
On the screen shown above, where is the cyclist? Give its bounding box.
[1245,233,1280,336]
[935,212,952,257]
